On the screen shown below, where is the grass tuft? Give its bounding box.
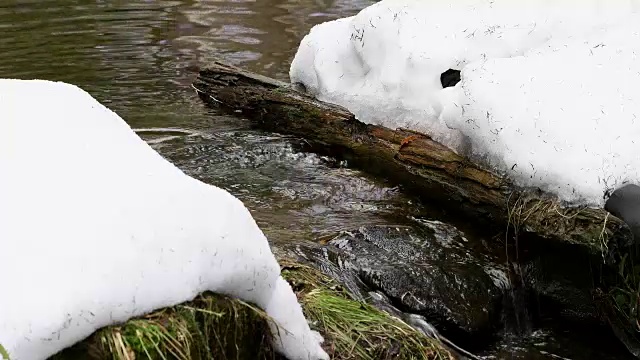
[52,294,276,360]
[303,289,451,360]
[49,258,451,360]
[100,316,192,360]
[505,192,613,252]
[606,251,640,343]
[0,343,9,360]
[281,260,453,360]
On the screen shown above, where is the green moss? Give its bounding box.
[0,343,10,360]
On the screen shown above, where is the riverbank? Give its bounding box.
[192,61,639,359]
[1,1,636,358]
[49,260,453,360]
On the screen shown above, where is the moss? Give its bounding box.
[0,343,10,360]
[48,259,451,360]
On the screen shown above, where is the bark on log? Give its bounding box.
[192,61,632,258]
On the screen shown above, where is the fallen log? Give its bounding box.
[192,61,632,259]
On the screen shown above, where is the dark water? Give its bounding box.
[0,1,632,359]
[0,0,399,242]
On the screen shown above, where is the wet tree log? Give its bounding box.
[192,61,632,259]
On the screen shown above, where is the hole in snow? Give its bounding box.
[440,69,461,88]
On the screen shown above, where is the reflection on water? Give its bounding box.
[0,1,632,359]
[0,0,404,244]
[181,0,372,79]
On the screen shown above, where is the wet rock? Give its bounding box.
[513,233,611,325]
[288,222,508,341]
[521,258,600,323]
[504,234,640,358]
[367,291,440,339]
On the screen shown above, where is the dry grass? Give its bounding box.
[280,260,453,360]
[303,289,451,360]
[51,294,276,360]
[505,192,611,251]
[44,259,452,360]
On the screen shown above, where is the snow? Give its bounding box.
[290,0,640,206]
[0,79,329,360]
[440,18,640,205]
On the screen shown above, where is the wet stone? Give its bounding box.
[289,222,508,340]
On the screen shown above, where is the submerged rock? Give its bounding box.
[279,220,633,358]
[289,222,508,341]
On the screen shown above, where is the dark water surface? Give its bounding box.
[0,1,632,359]
[0,0,400,242]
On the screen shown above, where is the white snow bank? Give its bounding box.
[0,80,328,360]
[291,0,640,205]
[440,18,640,206]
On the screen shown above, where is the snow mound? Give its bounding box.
[441,18,640,206]
[0,79,329,360]
[291,0,640,205]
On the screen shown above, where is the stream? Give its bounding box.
[0,1,634,359]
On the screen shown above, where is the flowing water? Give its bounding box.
[0,1,633,359]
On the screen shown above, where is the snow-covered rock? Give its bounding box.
[291,0,640,206]
[441,18,640,206]
[0,79,329,360]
